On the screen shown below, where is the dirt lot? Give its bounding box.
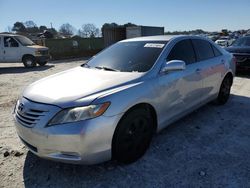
[0,60,250,188]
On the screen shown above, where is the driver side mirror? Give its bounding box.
[160,60,186,73]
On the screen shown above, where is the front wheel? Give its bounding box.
[215,75,232,105]
[22,56,36,68]
[112,108,154,164]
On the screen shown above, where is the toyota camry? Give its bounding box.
[14,35,235,164]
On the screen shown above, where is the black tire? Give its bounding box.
[215,75,232,105]
[37,61,47,66]
[112,108,154,164]
[22,55,36,68]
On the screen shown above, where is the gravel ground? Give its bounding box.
[0,59,250,188]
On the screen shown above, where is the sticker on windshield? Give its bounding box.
[144,43,165,48]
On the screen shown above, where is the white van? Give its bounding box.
[0,33,50,67]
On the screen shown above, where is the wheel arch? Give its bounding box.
[121,103,158,132]
[22,54,35,62]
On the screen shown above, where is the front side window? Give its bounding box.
[167,39,196,64]
[192,39,214,61]
[4,37,19,47]
[85,41,167,72]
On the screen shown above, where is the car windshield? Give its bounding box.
[232,37,250,47]
[83,41,167,72]
[15,36,35,46]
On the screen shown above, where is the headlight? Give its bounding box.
[48,102,110,126]
[35,50,41,55]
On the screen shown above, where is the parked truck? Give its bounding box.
[0,33,50,67]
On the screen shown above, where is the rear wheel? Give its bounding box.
[215,75,232,105]
[112,108,154,164]
[22,55,36,67]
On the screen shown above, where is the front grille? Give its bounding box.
[40,50,49,55]
[15,100,49,128]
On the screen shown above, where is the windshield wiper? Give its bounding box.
[95,66,119,72]
[81,63,90,68]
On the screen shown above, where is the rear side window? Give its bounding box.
[167,39,196,64]
[212,45,222,57]
[192,39,214,61]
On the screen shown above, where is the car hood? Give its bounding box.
[23,66,143,108]
[27,45,48,50]
[225,46,250,54]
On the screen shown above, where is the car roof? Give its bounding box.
[0,33,20,37]
[120,35,211,43]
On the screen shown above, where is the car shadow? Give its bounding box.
[0,65,54,74]
[22,94,250,187]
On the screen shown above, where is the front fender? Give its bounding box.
[94,79,158,117]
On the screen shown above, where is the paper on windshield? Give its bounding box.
[144,43,165,48]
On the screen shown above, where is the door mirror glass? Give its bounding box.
[160,60,186,73]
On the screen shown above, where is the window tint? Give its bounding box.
[192,39,214,61]
[4,37,19,47]
[167,39,196,64]
[212,44,222,57]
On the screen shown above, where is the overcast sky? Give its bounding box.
[0,0,250,32]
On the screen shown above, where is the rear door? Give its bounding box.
[157,39,203,124]
[3,36,20,62]
[192,39,223,99]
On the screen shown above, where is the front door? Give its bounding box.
[156,39,203,127]
[3,36,20,62]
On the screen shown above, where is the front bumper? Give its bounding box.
[14,99,123,164]
[35,55,50,63]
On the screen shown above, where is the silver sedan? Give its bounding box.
[13,35,235,164]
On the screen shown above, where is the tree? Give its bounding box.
[12,22,26,32]
[6,26,12,32]
[59,23,75,35]
[79,24,100,38]
[23,20,39,33]
[123,22,137,27]
[39,25,48,32]
[24,20,37,28]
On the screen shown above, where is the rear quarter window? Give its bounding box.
[192,39,215,61]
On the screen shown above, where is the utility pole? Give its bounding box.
[50,22,53,29]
